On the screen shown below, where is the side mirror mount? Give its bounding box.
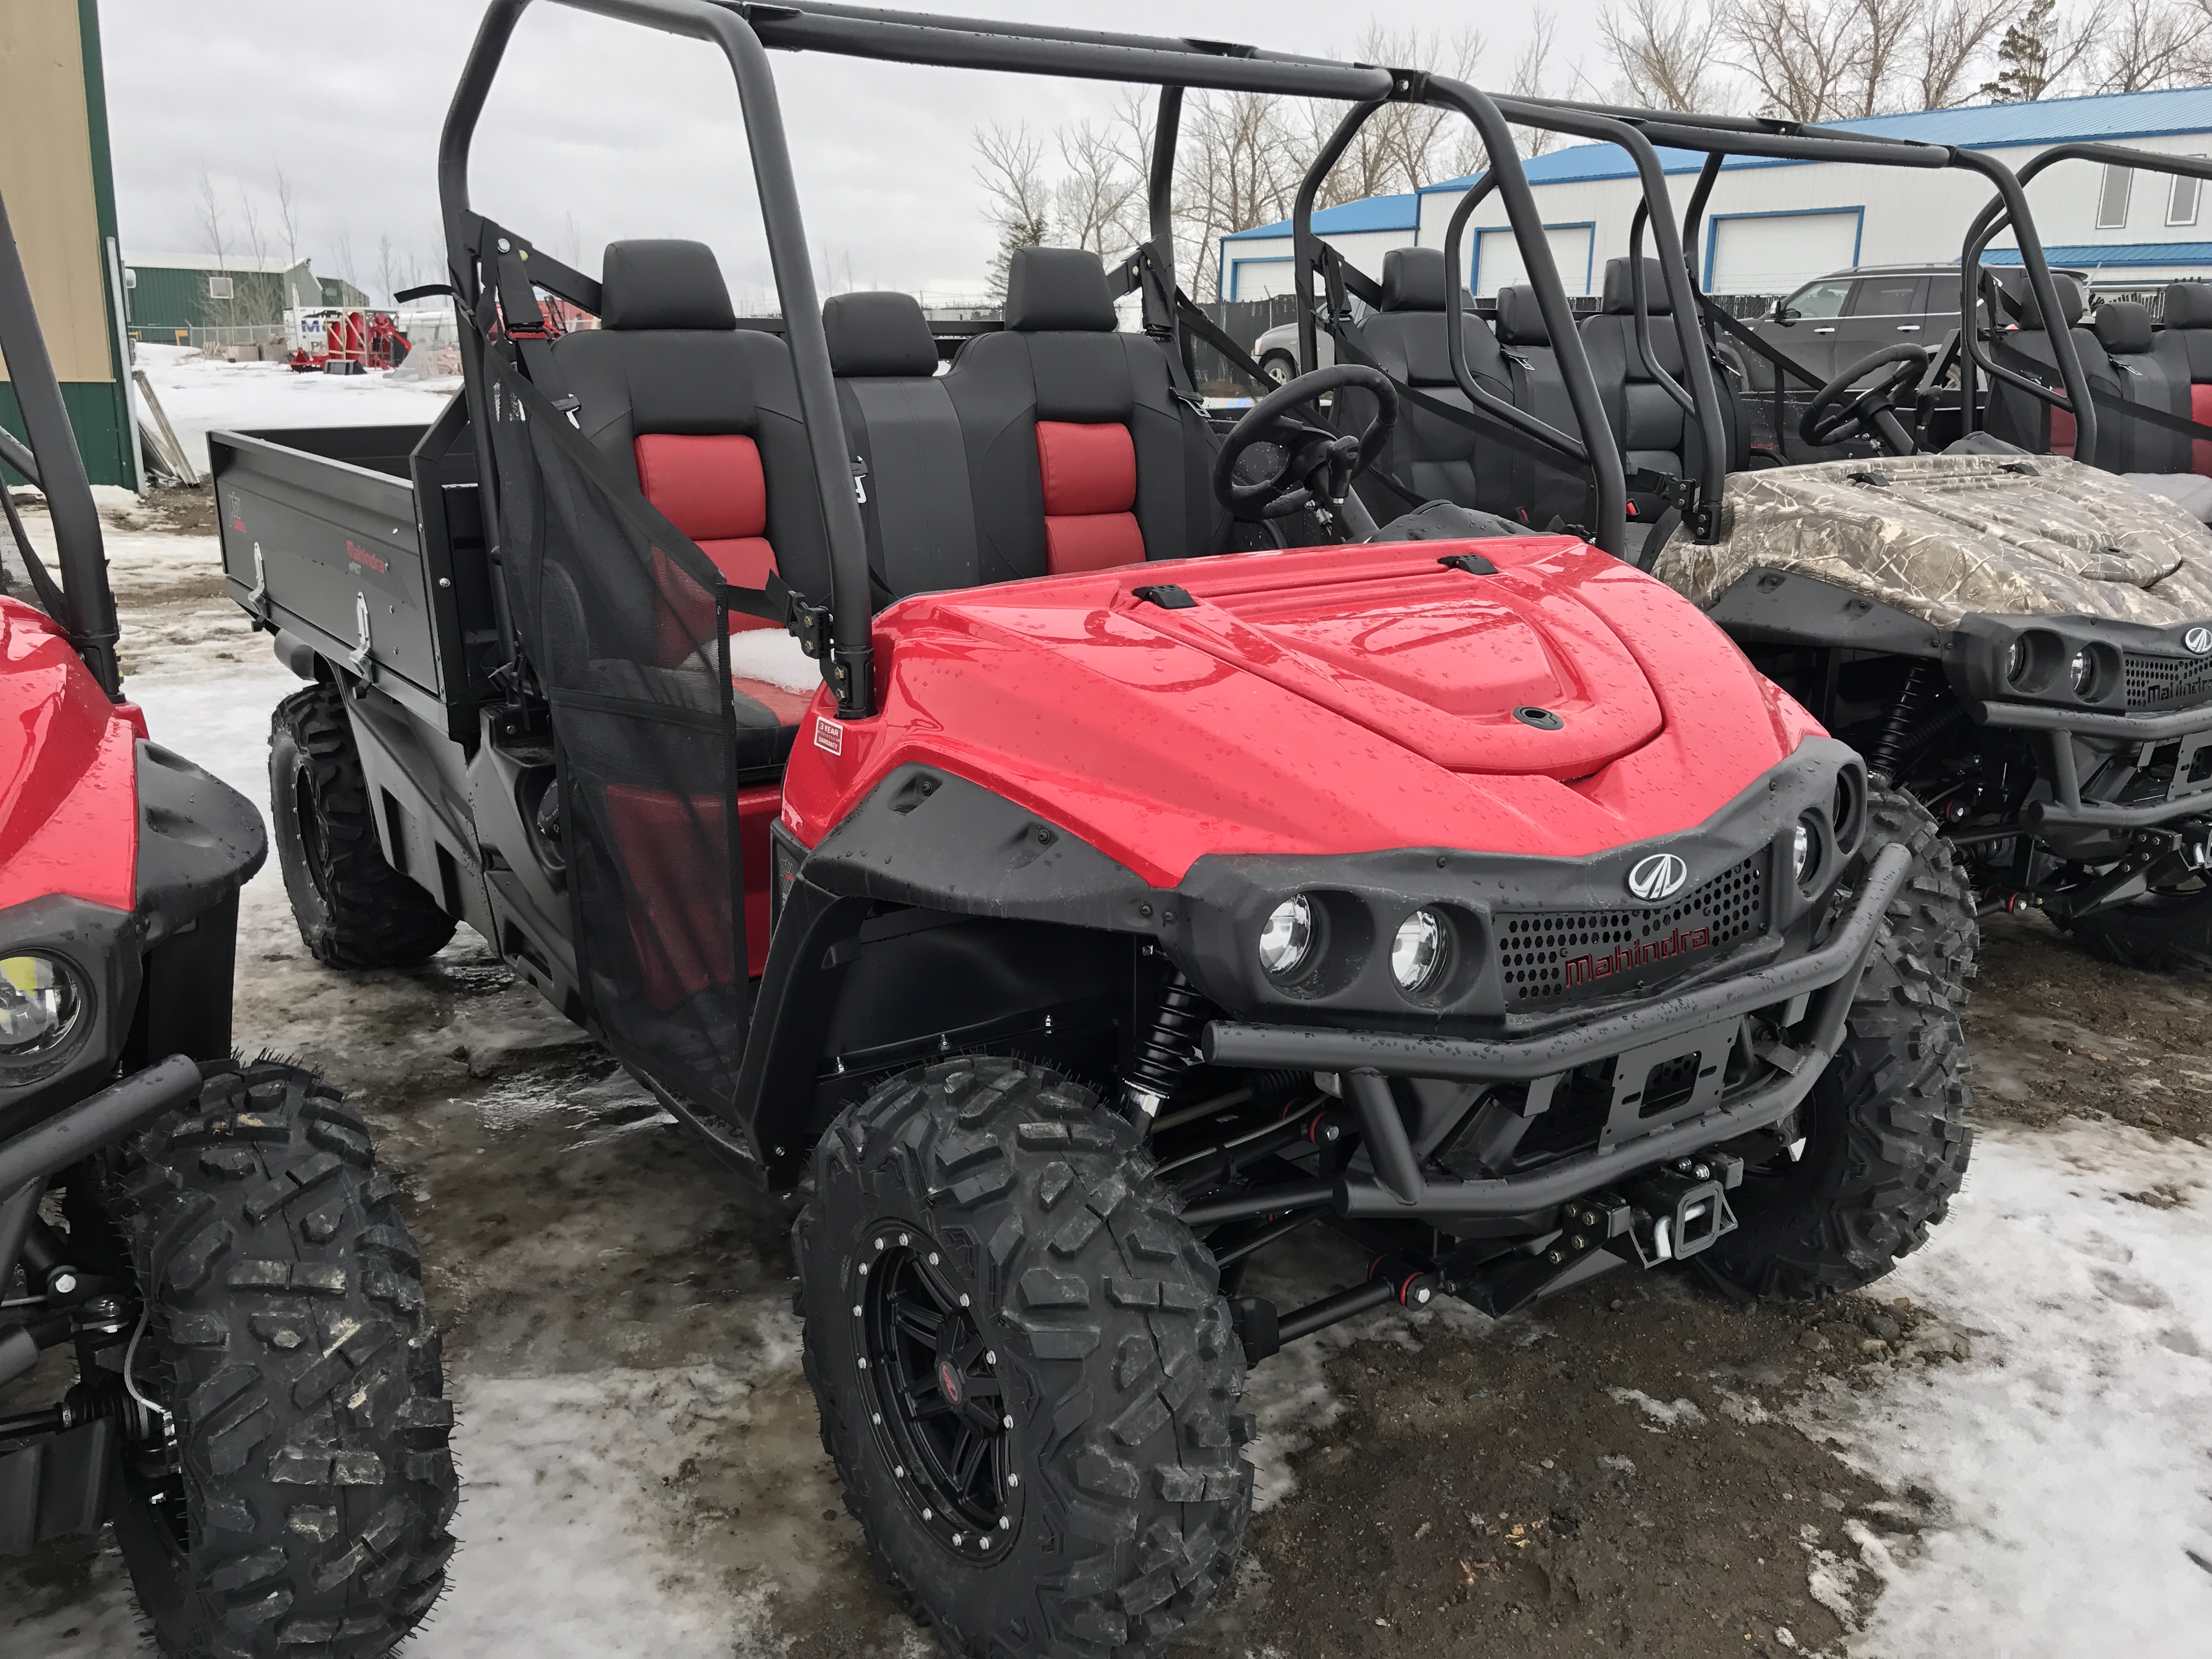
[1771,301,1795,324]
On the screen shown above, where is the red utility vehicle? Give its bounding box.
[215,5,1972,1654]
[0,187,452,1657]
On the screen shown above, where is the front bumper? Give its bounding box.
[1186,840,1909,1224]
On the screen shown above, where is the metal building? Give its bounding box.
[1218,86,2212,306]
[0,0,138,492]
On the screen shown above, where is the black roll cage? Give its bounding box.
[1302,97,2102,510]
[435,0,1617,715]
[0,188,121,697]
[1957,142,2212,442]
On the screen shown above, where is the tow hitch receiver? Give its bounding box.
[1625,1154,1745,1265]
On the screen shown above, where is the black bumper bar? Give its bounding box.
[0,1055,202,1195]
[1184,842,1909,1225]
[1973,698,2212,832]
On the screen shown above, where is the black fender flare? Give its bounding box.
[732,764,1165,1189]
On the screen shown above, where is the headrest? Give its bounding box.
[2094,300,2155,355]
[1005,247,1118,332]
[1494,284,1551,347]
[1600,258,1673,317]
[2165,281,2212,329]
[599,240,736,331]
[1381,247,1450,313]
[823,291,938,377]
[1997,270,2085,330]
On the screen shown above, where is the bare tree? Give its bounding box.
[377,233,402,311]
[1511,12,1562,158]
[1599,0,1730,111]
[274,168,302,267]
[973,122,1053,301]
[1053,120,1146,258]
[1719,0,1867,120]
[1848,0,1917,115]
[1912,0,2024,108]
[2090,0,2212,92]
[1176,92,1305,300]
[192,168,235,331]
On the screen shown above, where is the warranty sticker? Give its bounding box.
[814,715,844,757]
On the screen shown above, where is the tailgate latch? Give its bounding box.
[349,590,376,680]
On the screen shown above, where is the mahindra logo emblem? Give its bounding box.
[2187,625,2212,655]
[1626,853,1689,902]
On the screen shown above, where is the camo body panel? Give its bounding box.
[1655,453,2212,628]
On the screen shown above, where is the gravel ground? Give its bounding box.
[4,487,2209,1657]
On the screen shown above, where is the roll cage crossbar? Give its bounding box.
[438,0,1437,719]
[1957,143,2212,444]
[0,189,121,697]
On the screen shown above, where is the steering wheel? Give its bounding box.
[1799,343,1932,454]
[1213,363,1398,523]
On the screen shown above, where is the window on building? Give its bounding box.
[2170,160,2205,228]
[206,274,233,300]
[123,268,136,289]
[2097,165,2134,230]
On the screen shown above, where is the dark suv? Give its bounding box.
[1728,262,2085,459]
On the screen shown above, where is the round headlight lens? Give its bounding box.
[1258,896,1317,980]
[2069,648,2095,696]
[1391,909,1451,995]
[1793,819,1816,885]
[0,953,82,1056]
[2005,637,2029,684]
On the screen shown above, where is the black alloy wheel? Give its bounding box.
[859,1227,1021,1554]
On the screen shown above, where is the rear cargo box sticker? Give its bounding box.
[346,538,390,575]
[814,716,844,756]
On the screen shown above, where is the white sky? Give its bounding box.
[99,0,1607,308]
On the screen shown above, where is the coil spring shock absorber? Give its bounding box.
[1122,968,1209,1121]
[1868,661,1938,783]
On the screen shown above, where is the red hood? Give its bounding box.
[781,537,1823,887]
[0,596,139,912]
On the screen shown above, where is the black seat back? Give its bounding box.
[1579,258,1748,499]
[942,246,1220,583]
[2091,300,2191,474]
[1338,246,1518,516]
[555,239,832,629]
[2159,283,2212,474]
[823,291,979,599]
[1492,284,1589,528]
[1982,272,2107,459]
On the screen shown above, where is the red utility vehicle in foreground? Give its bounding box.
[216,4,1972,1654]
[0,185,452,1657]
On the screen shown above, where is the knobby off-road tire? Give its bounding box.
[2067,884,2212,971]
[1696,816,1975,1301]
[797,1057,1252,1659]
[97,1058,456,1658]
[270,683,454,969]
[1867,784,1978,1008]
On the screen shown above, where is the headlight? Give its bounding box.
[1259,896,1317,980]
[1391,909,1451,995]
[2005,637,2029,685]
[2069,648,2095,696]
[1792,820,1814,885]
[0,952,83,1056]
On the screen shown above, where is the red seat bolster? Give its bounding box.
[2193,385,2212,476]
[636,432,778,634]
[1036,419,1144,574]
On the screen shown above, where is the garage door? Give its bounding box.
[1227,257,1295,301]
[1472,224,1596,297]
[1707,211,1860,297]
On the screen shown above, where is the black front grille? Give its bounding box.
[1498,853,1768,1008]
[2123,650,2212,711]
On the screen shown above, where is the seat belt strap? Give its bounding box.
[1988,337,2212,445]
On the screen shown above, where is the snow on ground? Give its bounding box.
[1803,1123,2212,1658]
[134,343,457,474]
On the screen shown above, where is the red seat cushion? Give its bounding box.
[2193,385,2212,477]
[1036,420,1144,574]
[635,432,778,631]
